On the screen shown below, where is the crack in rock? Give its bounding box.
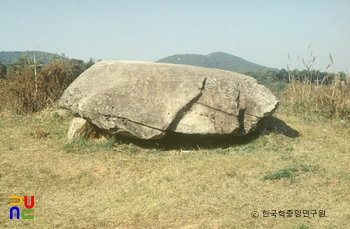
[196,102,237,117]
[168,78,207,131]
[59,61,279,139]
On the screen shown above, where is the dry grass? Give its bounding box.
[1,107,350,228]
[285,44,350,120]
[284,76,350,119]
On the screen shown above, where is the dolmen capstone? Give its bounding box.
[58,61,279,140]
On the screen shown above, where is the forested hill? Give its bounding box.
[156,52,275,73]
[0,51,64,65]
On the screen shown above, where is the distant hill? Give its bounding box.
[156,52,275,73]
[0,51,65,65]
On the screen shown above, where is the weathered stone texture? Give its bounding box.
[59,61,279,139]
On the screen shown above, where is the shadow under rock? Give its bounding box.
[258,115,300,138]
[111,116,299,151]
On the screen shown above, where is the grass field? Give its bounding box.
[1,106,350,228]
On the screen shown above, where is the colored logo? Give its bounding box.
[9,196,35,220]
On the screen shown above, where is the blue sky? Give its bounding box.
[1,0,349,72]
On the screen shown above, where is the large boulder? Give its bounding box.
[58,61,278,139]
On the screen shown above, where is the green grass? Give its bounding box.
[295,224,311,229]
[262,164,312,182]
[0,120,5,128]
[262,167,299,181]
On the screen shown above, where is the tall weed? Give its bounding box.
[286,73,350,119]
[284,44,350,119]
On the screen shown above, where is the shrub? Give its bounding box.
[0,58,90,114]
[3,66,41,114]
